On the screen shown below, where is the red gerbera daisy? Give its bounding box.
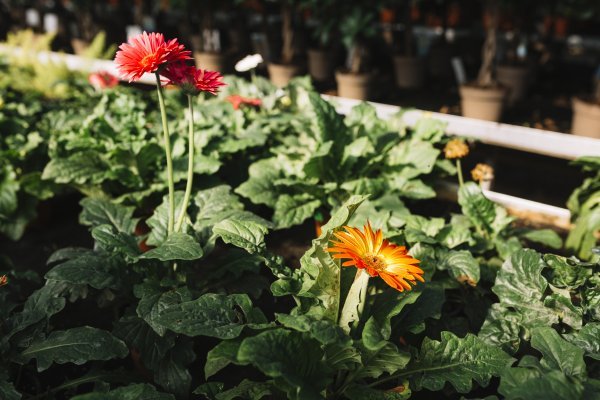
[161,62,225,95]
[88,71,119,90]
[114,31,191,82]
[226,95,262,110]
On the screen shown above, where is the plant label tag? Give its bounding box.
[26,8,40,27]
[43,13,59,33]
[451,57,467,85]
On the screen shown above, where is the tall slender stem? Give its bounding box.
[155,72,175,235]
[456,159,464,187]
[175,94,196,232]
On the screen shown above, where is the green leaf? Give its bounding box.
[79,198,138,233]
[0,165,18,218]
[273,194,321,229]
[499,368,584,400]
[564,323,600,360]
[91,225,141,258]
[42,151,109,185]
[478,304,522,354]
[530,327,586,379]
[146,192,185,246]
[345,383,411,400]
[363,290,421,350]
[140,232,203,261]
[194,185,244,228]
[155,339,195,398]
[356,342,411,379]
[113,316,176,370]
[458,182,513,237]
[205,340,243,379]
[237,329,330,400]
[71,384,175,400]
[407,331,515,393]
[215,380,272,400]
[134,284,192,336]
[213,219,269,254]
[45,253,121,290]
[21,326,128,371]
[441,250,480,286]
[0,375,20,400]
[520,229,562,250]
[544,254,591,289]
[491,249,558,328]
[155,293,267,339]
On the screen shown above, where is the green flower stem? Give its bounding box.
[456,159,464,187]
[338,268,370,335]
[155,72,175,235]
[175,94,196,232]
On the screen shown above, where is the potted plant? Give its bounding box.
[336,1,377,100]
[191,0,243,73]
[267,0,304,87]
[495,1,537,106]
[389,0,426,89]
[300,0,338,82]
[459,0,506,122]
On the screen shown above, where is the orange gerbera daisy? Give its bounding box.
[114,31,191,82]
[226,95,262,110]
[327,222,424,292]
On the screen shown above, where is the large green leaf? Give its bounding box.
[530,327,586,379]
[564,323,600,360]
[237,329,330,400]
[406,331,514,393]
[134,283,192,336]
[273,194,321,229]
[140,232,203,261]
[441,250,480,286]
[79,198,138,233]
[155,293,267,339]
[42,151,108,185]
[213,219,269,254]
[113,316,176,370]
[91,225,141,258]
[491,249,558,328]
[146,192,185,246]
[362,290,421,350]
[71,384,175,400]
[21,326,128,371]
[214,380,272,400]
[45,253,121,290]
[458,182,512,237]
[356,342,411,380]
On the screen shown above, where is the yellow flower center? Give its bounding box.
[362,254,386,271]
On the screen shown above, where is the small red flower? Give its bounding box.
[189,68,226,95]
[88,71,119,90]
[114,31,191,82]
[0,275,7,287]
[161,62,225,95]
[226,95,262,110]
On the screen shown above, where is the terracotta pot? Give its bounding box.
[496,65,531,106]
[267,63,302,87]
[307,49,333,82]
[194,52,229,73]
[571,97,600,138]
[393,56,425,89]
[71,38,89,56]
[459,85,506,122]
[335,71,371,100]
